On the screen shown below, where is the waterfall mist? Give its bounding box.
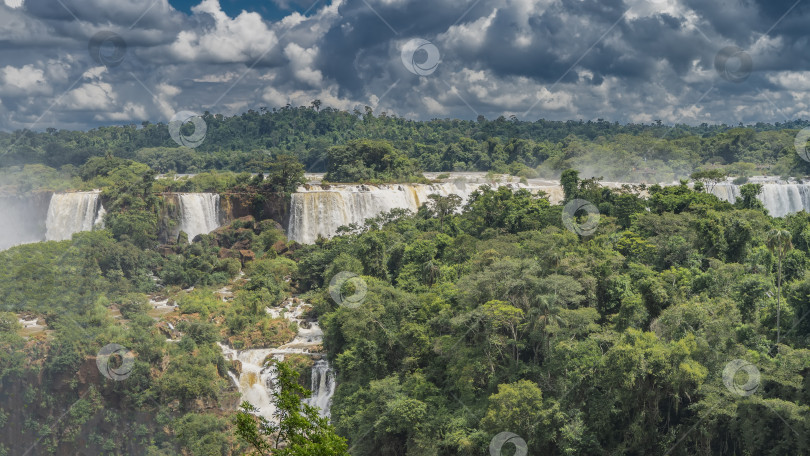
[0,193,51,250]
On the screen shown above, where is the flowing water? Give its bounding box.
[177,193,222,241]
[219,298,335,421]
[8,176,810,250]
[219,344,282,421]
[711,179,810,217]
[44,191,105,241]
[305,360,336,418]
[287,179,564,244]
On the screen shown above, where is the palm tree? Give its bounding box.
[766,229,792,347]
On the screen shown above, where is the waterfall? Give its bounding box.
[45,191,105,241]
[177,193,222,241]
[305,360,336,418]
[758,184,810,217]
[711,181,810,217]
[218,298,336,420]
[219,344,281,421]
[711,183,741,205]
[287,180,564,244]
[219,344,336,420]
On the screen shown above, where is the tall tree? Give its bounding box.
[560,169,580,202]
[736,183,765,211]
[766,229,792,347]
[690,169,727,194]
[426,193,462,230]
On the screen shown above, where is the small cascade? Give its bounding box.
[305,360,336,418]
[45,191,105,241]
[219,344,281,421]
[219,298,336,420]
[94,203,106,229]
[177,193,222,241]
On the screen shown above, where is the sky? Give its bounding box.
[0,0,809,131]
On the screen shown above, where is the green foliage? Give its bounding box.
[235,360,349,455]
[0,164,76,194]
[4,119,810,455]
[736,183,767,211]
[325,139,421,182]
[479,380,559,452]
[174,413,233,456]
[3,107,810,179]
[294,176,810,456]
[690,169,727,193]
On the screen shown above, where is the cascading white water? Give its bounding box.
[45,191,105,241]
[287,180,564,244]
[711,180,810,217]
[219,298,336,421]
[177,193,221,241]
[758,184,810,217]
[305,360,336,418]
[219,344,336,421]
[219,344,281,421]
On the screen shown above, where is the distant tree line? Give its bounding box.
[3,105,810,182]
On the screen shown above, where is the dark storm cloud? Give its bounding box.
[0,0,809,131]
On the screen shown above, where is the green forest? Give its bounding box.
[0,107,809,455]
[3,105,810,188]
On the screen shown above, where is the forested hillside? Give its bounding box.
[0,112,809,455]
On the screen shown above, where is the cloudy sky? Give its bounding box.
[0,0,808,131]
